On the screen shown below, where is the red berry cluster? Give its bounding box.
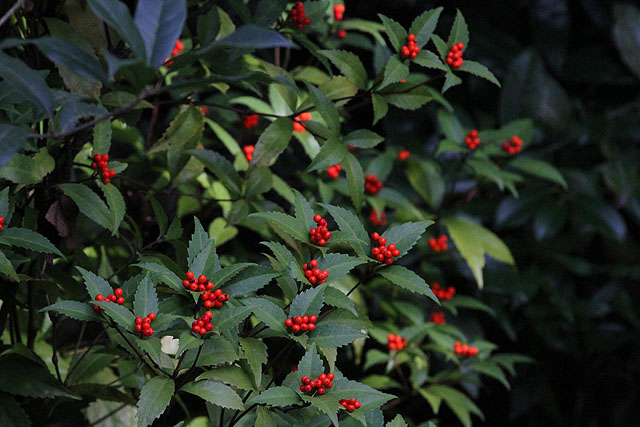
[400,34,420,59]
[337,30,347,39]
[201,106,208,115]
[347,145,356,151]
[387,333,408,351]
[502,135,523,155]
[310,214,332,246]
[303,260,328,285]
[293,112,312,131]
[91,154,116,184]
[291,2,311,29]
[284,314,317,333]
[339,398,362,412]
[371,232,400,264]
[446,42,465,68]
[465,129,480,150]
[191,311,214,336]
[135,312,156,336]
[326,164,342,179]
[243,145,255,162]
[397,150,410,160]
[200,288,230,308]
[428,235,448,251]
[242,114,259,129]
[333,4,345,20]
[432,282,455,301]
[93,288,124,311]
[0,216,4,231]
[454,341,479,357]
[182,271,214,292]
[299,373,334,394]
[430,312,446,325]
[369,209,387,226]
[165,39,184,66]
[364,174,383,195]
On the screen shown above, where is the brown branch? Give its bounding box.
[0,0,26,28]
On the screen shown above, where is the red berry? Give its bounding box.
[116,297,125,305]
[292,324,300,333]
[205,323,213,331]
[317,387,326,395]
[95,294,104,301]
[135,324,142,332]
[371,232,380,240]
[294,316,303,325]
[114,288,123,297]
[310,260,318,268]
[285,318,294,327]
[327,373,334,380]
[198,275,207,284]
[148,312,155,320]
[309,315,317,323]
[135,317,142,324]
[307,323,315,331]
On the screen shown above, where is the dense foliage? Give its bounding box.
[0,0,638,426]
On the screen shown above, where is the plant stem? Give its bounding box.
[0,0,26,28]
[65,329,105,385]
[88,403,127,426]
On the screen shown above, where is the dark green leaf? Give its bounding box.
[149,105,204,154]
[134,275,159,318]
[319,50,368,89]
[0,391,30,427]
[343,129,384,149]
[377,14,407,51]
[243,297,288,333]
[0,251,18,281]
[413,50,447,71]
[59,183,113,230]
[134,0,186,67]
[409,7,443,47]
[246,386,301,407]
[0,148,55,185]
[612,4,640,80]
[0,355,77,399]
[93,119,112,155]
[181,380,244,410]
[305,83,340,136]
[0,124,27,169]
[458,60,500,87]
[88,0,146,60]
[344,152,365,211]
[506,157,567,189]
[0,52,54,117]
[306,137,348,173]
[406,160,445,209]
[309,323,365,348]
[77,267,112,299]
[318,253,366,283]
[0,227,63,256]
[289,286,325,318]
[381,220,433,257]
[95,301,135,329]
[446,9,469,48]
[321,203,369,256]
[239,337,268,388]
[216,24,296,49]
[197,365,255,391]
[189,149,242,196]
[250,211,307,241]
[223,265,278,296]
[102,183,125,235]
[380,56,409,89]
[378,265,437,302]
[41,300,103,323]
[251,118,294,167]
[371,93,389,125]
[136,377,175,427]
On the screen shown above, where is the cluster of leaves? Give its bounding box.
[0,1,605,426]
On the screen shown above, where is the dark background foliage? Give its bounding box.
[355,0,640,425]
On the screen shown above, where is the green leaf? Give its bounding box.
[181,380,243,410]
[409,7,443,47]
[289,286,325,318]
[380,56,409,89]
[149,105,204,154]
[210,263,254,287]
[0,391,30,427]
[292,189,316,230]
[324,286,356,315]
[381,220,433,257]
[134,0,186,67]
[446,9,469,48]
[247,386,301,407]
[0,148,55,185]
[613,4,640,80]
[66,350,115,385]
[135,262,184,294]
[318,253,367,283]
[256,406,277,427]
[378,265,438,302]
[321,203,369,256]
[41,300,103,323]
[0,251,18,281]
[297,343,324,380]
[0,227,63,256]
[77,267,112,299]
[214,24,296,50]
[95,301,135,329]
[506,157,568,189]
[344,152,365,211]
[305,83,340,136]
[0,125,27,170]
[197,365,255,391]
[188,217,211,264]
[572,196,627,242]
[468,361,510,389]
[244,167,273,198]
[442,70,463,93]
[458,60,500,87]
[436,109,465,142]
[386,414,408,427]
[533,202,567,241]
[181,336,238,367]
[32,36,107,81]
[377,14,407,51]
[319,50,368,89]
[371,93,389,125]
[467,158,504,190]
[300,394,340,425]
[406,160,445,209]
[88,0,146,60]
[212,305,253,332]
[136,376,174,427]
[239,338,268,388]
[101,183,125,234]
[134,275,159,318]
[446,295,495,316]
[222,265,278,296]
[59,183,113,230]
[0,355,77,399]
[243,297,288,334]
[343,129,384,149]
[383,86,433,110]
[309,323,365,348]
[306,138,348,173]
[251,212,307,242]
[424,384,483,427]
[414,50,447,71]
[93,119,112,154]
[189,149,242,196]
[0,52,54,117]
[442,216,515,288]
[251,118,294,167]
[490,353,535,376]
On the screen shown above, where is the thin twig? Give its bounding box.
[112,321,172,378]
[0,0,26,28]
